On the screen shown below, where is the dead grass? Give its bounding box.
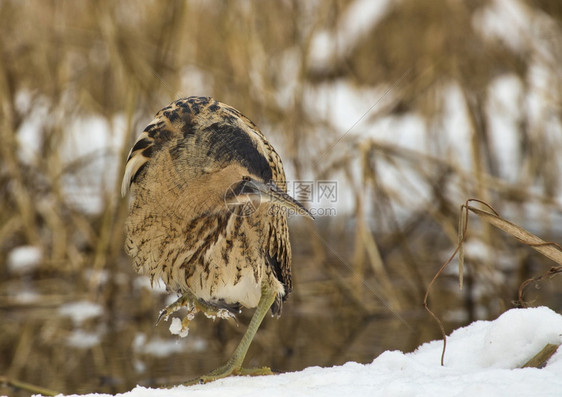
[1,0,562,395]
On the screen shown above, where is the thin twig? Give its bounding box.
[423,199,472,366]
[522,343,560,368]
[0,376,59,396]
[518,266,562,307]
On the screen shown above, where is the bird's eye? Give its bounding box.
[242,175,251,181]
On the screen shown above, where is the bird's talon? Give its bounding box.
[156,293,198,325]
[156,307,174,325]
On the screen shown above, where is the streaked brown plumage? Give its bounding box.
[122,96,311,383]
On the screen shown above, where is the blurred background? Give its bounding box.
[1,0,562,395]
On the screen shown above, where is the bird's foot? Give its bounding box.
[156,293,196,325]
[157,291,235,329]
[184,363,274,385]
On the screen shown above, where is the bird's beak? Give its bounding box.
[225,179,315,219]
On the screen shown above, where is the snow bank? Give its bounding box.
[46,307,562,397]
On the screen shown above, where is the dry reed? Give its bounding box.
[1,1,561,395]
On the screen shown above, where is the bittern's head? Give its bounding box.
[122,97,312,219]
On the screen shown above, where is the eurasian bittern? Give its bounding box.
[122,96,312,384]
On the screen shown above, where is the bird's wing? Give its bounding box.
[121,115,172,197]
[267,213,292,315]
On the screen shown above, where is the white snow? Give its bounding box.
[168,317,189,338]
[133,333,187,358]
[309,0,392,67]
[473,0,532,52]
[66,330,103,349]
[133,332,207,358]
[7,245,42,274]
[413,307,562,370]
[45,307,562,397]
[13,289,41,304]
[15,90,128,215]
[59,114,127,214]
[58,300,104,326]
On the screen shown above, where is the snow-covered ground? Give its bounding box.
[46,306,562,397]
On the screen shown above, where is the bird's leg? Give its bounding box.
[185,284,277,385]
